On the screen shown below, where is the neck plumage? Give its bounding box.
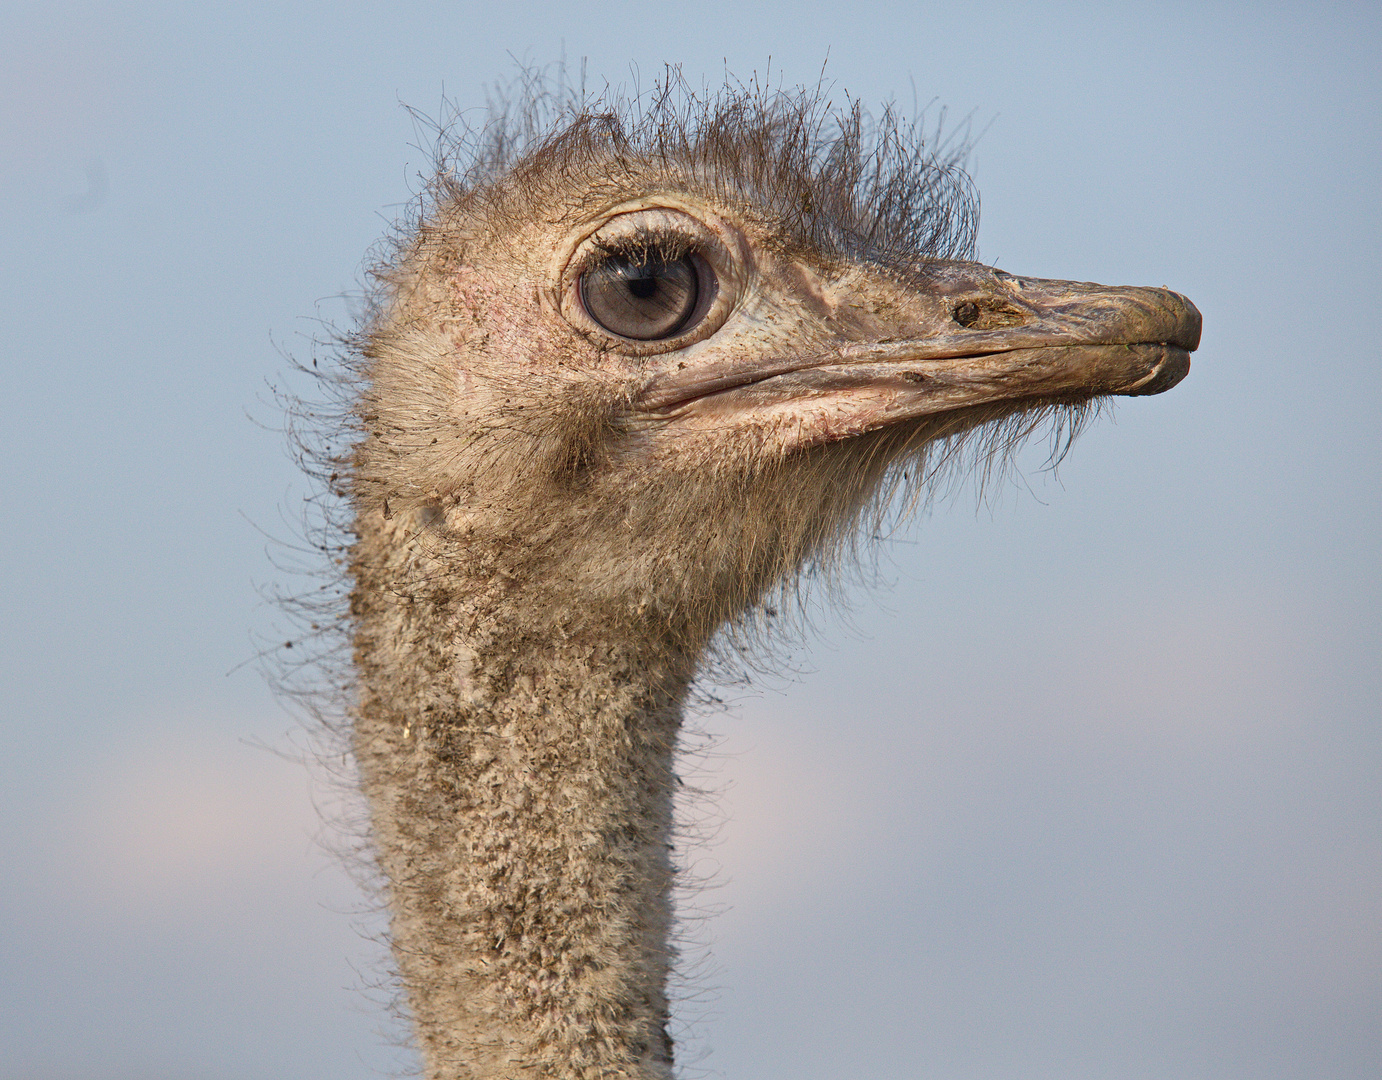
[351,512,693,1079]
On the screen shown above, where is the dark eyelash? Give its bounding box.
[591,227,697,264]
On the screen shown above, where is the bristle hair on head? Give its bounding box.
[389,63,979,285]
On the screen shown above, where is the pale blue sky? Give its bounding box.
[2,2,1379,1078]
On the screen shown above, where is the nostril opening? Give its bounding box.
[952,300,1028,330]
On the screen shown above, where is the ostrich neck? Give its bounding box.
[351,530,692,1080]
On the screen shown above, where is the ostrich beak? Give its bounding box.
[640,263,1201,443]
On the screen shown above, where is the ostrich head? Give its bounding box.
[334,81,1200,1079]
[353,88,1197,661]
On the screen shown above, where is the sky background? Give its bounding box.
[2,2,1379,1078]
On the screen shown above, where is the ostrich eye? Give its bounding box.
[581,253,703,340]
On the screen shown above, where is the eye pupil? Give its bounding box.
[626,274,658,301]
[581,254,703,340]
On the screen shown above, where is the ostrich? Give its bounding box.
[311,80,1200,1080]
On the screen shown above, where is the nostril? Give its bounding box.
[952,300,1028,330]
[953,301,980,327]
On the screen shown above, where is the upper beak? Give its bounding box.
[638,261,1201,439]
